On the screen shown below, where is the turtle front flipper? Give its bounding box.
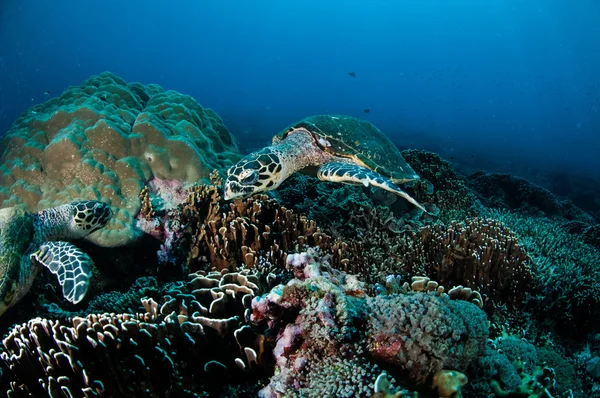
[30,241,93,304]
[317,162,426,212]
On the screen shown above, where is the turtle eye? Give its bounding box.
[241,170,258,184]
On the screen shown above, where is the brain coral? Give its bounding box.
[0,72,240,247]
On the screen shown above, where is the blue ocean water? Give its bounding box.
[0,0,599,182]
[3,2,600,396]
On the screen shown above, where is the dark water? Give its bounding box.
[1,0,599,184]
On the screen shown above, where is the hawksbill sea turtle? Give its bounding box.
[224,114,425,211]
[0,200,112,316]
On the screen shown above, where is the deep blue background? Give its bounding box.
[1,0,599,183]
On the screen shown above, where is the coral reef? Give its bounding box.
[136,181,337,274]
[467,171,594,223]
[0,72,240,246]
[276,173,379,230]
[1,266,269,397]
[325,210,534,309]
[482,208,600,334]
[416,218,534,309]
[401,149,480,221]
[489,361,556,398]
[251,249,489,397]
[2,86,599,395]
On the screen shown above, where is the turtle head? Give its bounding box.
[69,200,113,238]
[224,149,285,200]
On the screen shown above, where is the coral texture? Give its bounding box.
[137,182,336,273]
[0,72,240,246]
[251,249,489,397]
[1,267,268,397]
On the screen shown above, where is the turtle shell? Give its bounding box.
[274,114,419,182]
[0,207,35,302]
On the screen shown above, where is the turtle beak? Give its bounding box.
[224,180,243,200]
[223,185,234,200]
[224,179,257,200]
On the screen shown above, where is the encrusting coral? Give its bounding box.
[251,248,489,397]
[0,72,240,247]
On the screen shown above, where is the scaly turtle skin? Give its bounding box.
[0,201,112,316]
[224,114,425,211]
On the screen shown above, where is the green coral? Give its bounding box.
[481,208,600,335]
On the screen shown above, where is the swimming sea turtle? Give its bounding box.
[224,114,425,211]
[0,200,112,316]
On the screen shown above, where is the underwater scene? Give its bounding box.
[1,1,600,397]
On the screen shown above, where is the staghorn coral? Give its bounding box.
[0,72,240,247]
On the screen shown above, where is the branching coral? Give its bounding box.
[416,218,535,309]
[325,210,534,309]
[137,182,336,273]
[0,72,240,246]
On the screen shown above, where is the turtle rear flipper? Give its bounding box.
[30,241,93,304]
[317,161,426,212]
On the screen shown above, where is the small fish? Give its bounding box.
[363,109,370,114]
[43,91,50,96]
[348,72,356,77]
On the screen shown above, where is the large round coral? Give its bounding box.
[0,72,240,247]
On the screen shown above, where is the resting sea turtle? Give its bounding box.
[224,114,425,211]
[0,200,112,316]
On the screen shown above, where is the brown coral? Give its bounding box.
[418,218,534,308]
[181,189,333,272]
[0,72,240,246]
[324,208,534,309]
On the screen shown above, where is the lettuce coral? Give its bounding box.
[0,72,240,247]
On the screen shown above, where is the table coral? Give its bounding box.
[0,72,240,247]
